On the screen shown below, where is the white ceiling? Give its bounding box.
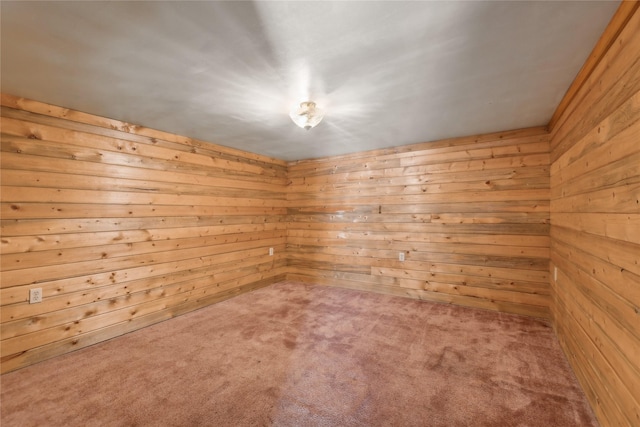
[1,1,619,161]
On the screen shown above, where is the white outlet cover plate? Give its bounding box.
[29,288,43,304]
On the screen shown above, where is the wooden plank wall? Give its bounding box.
[0,94,288,373]
[287,128,551,319]
[548,4,640,427]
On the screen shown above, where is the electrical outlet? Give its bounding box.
[29,288,43,304]
[554,267,558,282]
[269,247,274,256]
[399,252,405,262]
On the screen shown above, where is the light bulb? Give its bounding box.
[290,101,324,130]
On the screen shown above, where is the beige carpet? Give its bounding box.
[1,281,597,426]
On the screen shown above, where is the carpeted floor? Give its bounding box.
[1,281,597,426]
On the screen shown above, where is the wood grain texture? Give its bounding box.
[2,14,638,427]
[0,95,287,373]
[548,5,640,427]
[287,127,551,319]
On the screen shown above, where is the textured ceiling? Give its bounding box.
[1,1,619,161]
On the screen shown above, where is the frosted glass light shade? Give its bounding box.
[289,101,324,130]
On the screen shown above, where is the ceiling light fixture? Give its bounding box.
[289,101,324,130]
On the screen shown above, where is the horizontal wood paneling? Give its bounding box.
[287,128,551,319]
[548,4,640,427]
[4,18,638,427]
[0,95,288,373]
